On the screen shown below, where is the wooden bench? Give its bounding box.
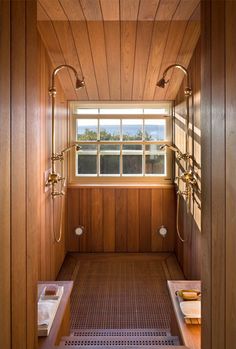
[167,280,201,349]
[38,281,73,349]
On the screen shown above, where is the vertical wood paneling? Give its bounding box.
[0,1,11,348]
[151,189,163,251]
[201,2,213,349]
[11,2,27,347]
[87,21,110,100]
[226,2,236,348]
[104,21,121,100]
[100,0,120,20]
[38,36,68,280]
[103,189,116,252]
[26,2,39,348]
[115,189,128,251]
[139,189,151,252]
[200,1,236,348]
[70,21,99,100]
[132,21,154,100]
[211,3,225,349]
[79,189,91,252]
[67,187,176,253]
[91,189,103,251]
[127,190,139,252]
[162,188,176,251]
[121,21,137,100]
[174,40,201,280]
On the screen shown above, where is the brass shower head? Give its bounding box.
[76,77,85,90]
[156,77,168,88]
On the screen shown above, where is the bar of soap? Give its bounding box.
[44,285,58,296]
[182,291,198,299]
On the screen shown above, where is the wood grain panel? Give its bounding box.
[115,189,128,251]
[165,21,200,100]
[0,1,11,348]
[37,20,77,100]
[154,21,187,100]
[59,0,85,20]
[80,0,102,20]
[37,17,200,101]
[211,3,225,349]
[70,21,99,100]
[91,189,104,251]
[139,189,152,251]
[104,21,121,100]
[174,40,201,280]
[143,21,170,100]
[38,36,68,280]
[173,0,199,21]
[120,0,140,20]
[78,188,91,252]
[87,21,110,99]
[120,21,137,100]
[127,190,139,252]
[103,189,116,252]
[26,2,39,348]
[225,3,236,348]
[39,0,67,20]
[138,0,160,20]
[155,0,179,20]
[132,21,154,99]
[100,0,120,20]
[151,189,163,251]
[11,2,27,347]
[67,187,176,253]
[53,21,88,100]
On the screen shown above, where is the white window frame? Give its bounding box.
[68,102,174,186]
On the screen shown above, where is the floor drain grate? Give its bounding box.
[63,339,178,346]
[72,330,169,337]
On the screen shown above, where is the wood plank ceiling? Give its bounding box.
[37,0,200,101]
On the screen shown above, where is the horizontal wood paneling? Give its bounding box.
[174,40,201,280]
[67,187,176,252]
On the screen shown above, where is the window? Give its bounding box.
[69,103,173,185]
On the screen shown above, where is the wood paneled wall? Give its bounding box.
[174,40,201,279]
[67,187,176,253]
[0,1,39,348]
[38,35,68,281]
[201,1,236,349]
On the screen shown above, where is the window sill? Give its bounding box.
[67,182,174,189]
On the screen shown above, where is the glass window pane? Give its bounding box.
[122,119,142,141]
[100,119,120,141]
[100,155,120,175]
[145,155,165,175]
[79,144,97,152]
[145,144,164,154]
[77,155,97,175]
[144,119,165,141]
[76,119,98,141]
[100,145,120,153]
[123,155,142,175]
[123,144,142,151]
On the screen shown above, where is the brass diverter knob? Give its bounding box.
[46,172,63,186]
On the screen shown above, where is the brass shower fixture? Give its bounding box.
[46,64,84,197]
[46,64,85,243]
[157,63,197,243]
